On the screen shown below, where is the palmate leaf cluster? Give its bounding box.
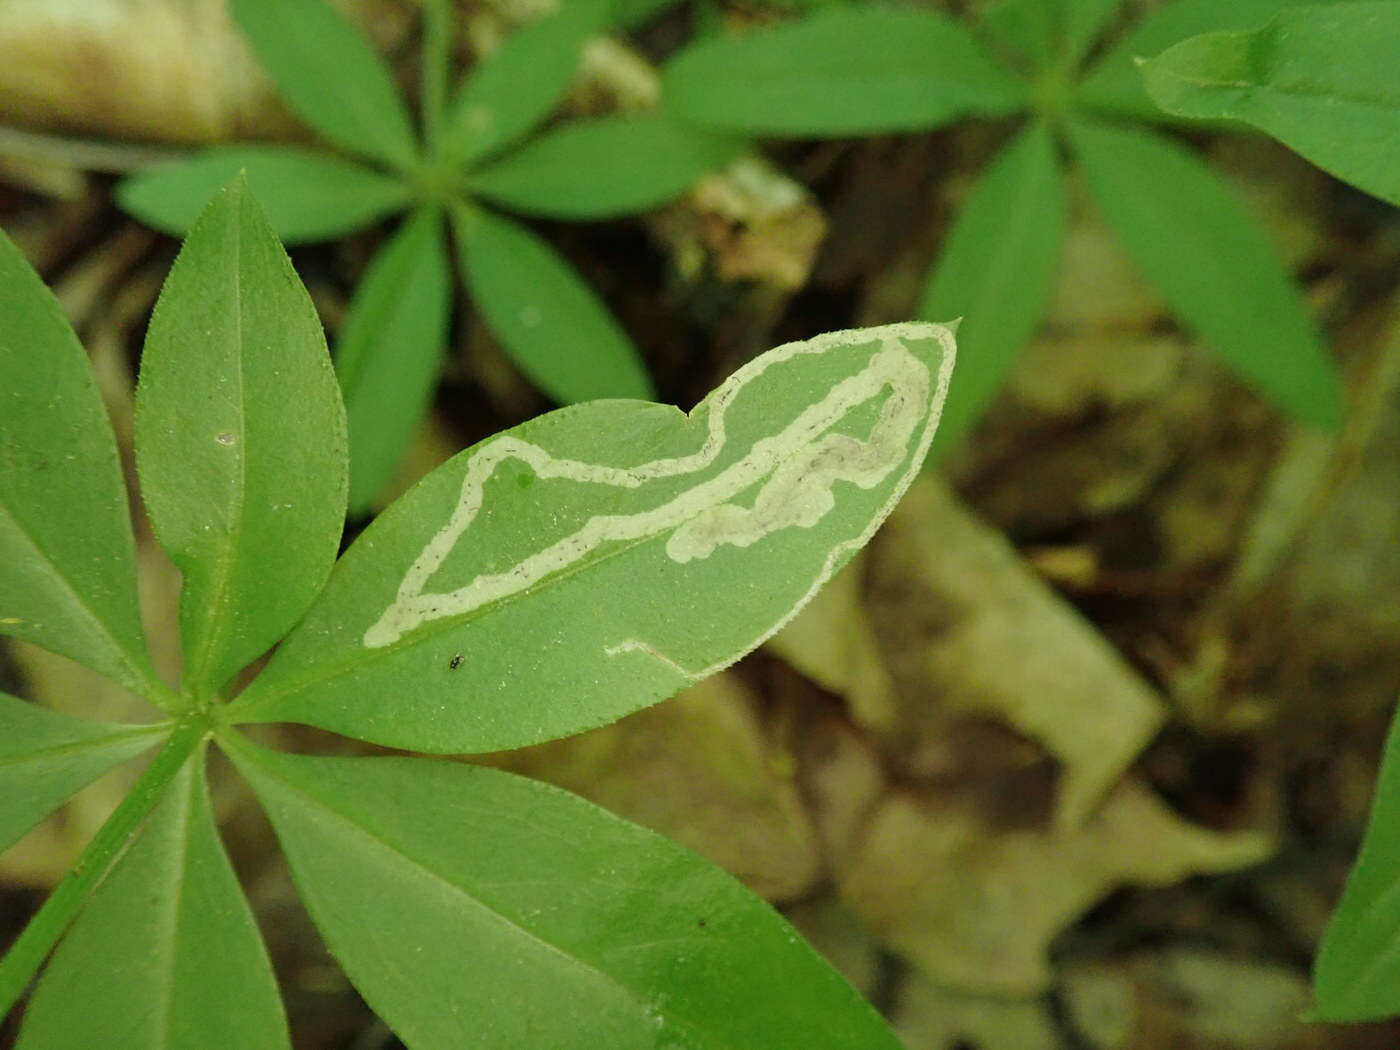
[117,0,744,516]
[0,177,956,1047]
[660,0,1349,448]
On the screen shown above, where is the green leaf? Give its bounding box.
[16,758,290,1050]
[0,693,163,854]
[1141,3,1400,207]
[225,322,956,753]
[467,115,747,220]
[453,205,653,403]
[0,230,156,696]
[444,0,612,166]
[662,7,1027,136]
[135,177,349,701]
[1313,703,1400,1020]
[420,0,451,153]
[1059,0,1127,67]
[117,147,412,245]
[978,0,1054,69]
[980,0,1119,70]
[1069,119,1341,429]
[231,0,418,169]
[224,740,904,1050]
[338,208,452,517]
[1076,0,1346,122]
[920,122,1064,453]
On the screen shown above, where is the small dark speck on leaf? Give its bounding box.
[215,432,236,446]
[449,654,464,670]
[697,918,707,928]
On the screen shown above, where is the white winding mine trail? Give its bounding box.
[364,323,953,649]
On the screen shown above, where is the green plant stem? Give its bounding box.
[422,0,451,155]
[0,717,208,1022]
[144,677,188,716]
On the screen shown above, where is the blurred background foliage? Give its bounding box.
[1,1,1398,1047]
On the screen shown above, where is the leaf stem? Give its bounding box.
[0,717,208,1022]
[422,0,451,156]
[144,677,188,715]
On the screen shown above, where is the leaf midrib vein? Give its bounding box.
[0,724,166,770]
[0,501,147,690]
[188,210,249,694]
[252,757,713,1041]
[1167,73,1400,109]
